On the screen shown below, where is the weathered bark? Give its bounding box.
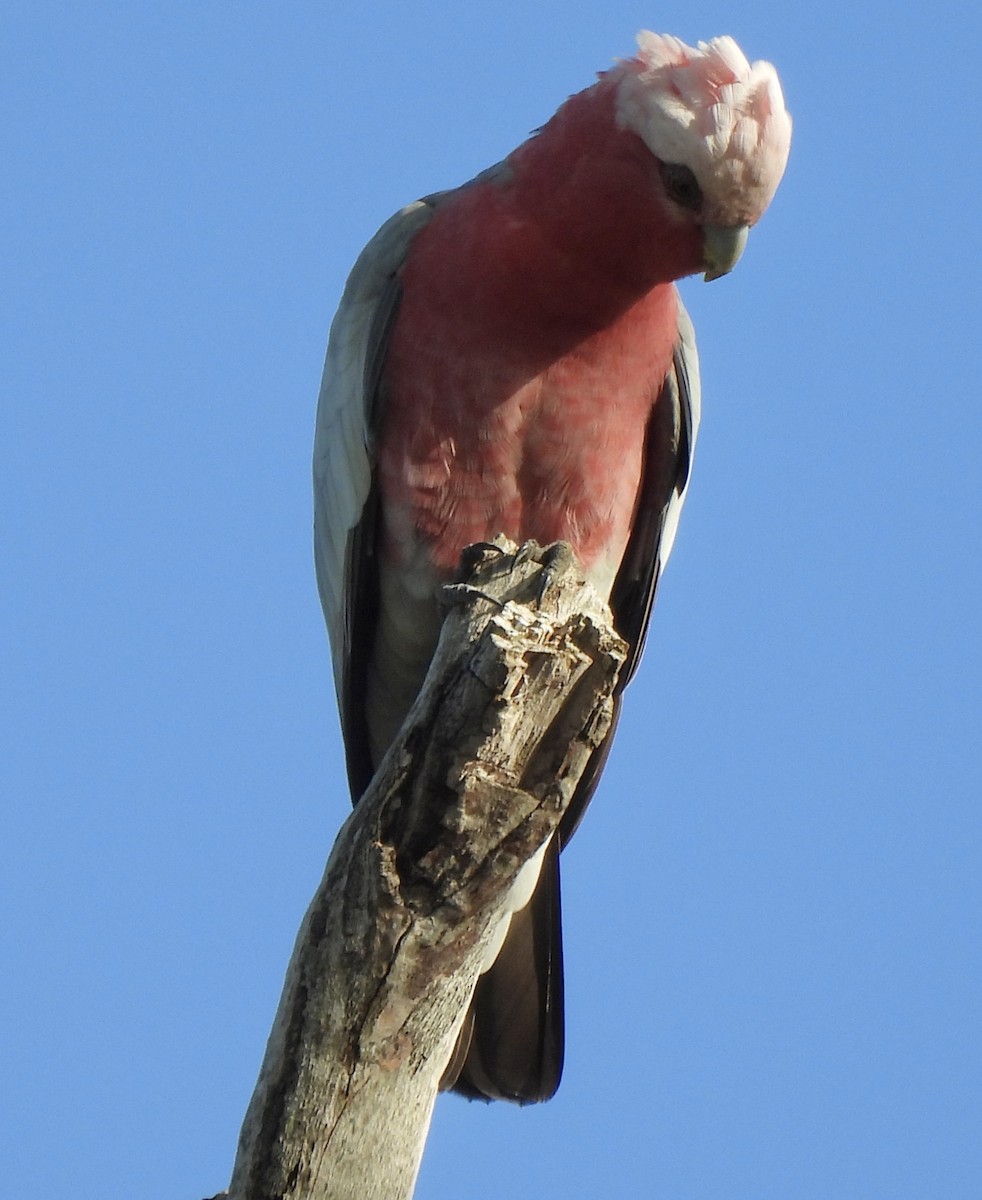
[222,539,626,1200]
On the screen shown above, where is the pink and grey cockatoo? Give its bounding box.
[314,32,791,1103]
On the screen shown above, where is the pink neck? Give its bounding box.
[499,74,704,306]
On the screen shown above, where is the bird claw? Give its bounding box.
[532,542,576,606]
[450,540,576,610]
[441,582,505,611]
[455,540,509,582]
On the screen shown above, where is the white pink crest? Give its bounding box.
[616,32,792,226]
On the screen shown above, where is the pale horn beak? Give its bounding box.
[703,224,749,281]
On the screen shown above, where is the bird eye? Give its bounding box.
[659,162,703,212]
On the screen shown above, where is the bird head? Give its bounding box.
[615,33,792,280]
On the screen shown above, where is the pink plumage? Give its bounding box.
[313,31,790,1103]
[380,78,685,580]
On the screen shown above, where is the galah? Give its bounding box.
[313,32,791,1103]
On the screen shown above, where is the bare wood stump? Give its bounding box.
[222,538,626,1200]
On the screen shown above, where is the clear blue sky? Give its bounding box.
[4,3,981,1197]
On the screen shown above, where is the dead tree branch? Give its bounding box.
[221,538,626,1200]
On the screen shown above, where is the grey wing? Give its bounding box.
[609,293,701,686]
[312,201,437,702]
[314,171,510,798]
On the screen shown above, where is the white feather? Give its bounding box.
[615,32,791,227]
[658,298,701,580]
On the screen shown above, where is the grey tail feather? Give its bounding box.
[442,840,564,1104]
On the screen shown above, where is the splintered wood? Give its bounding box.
[225,539,626,1200]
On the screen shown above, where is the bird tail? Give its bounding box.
[442,839,565,1103]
